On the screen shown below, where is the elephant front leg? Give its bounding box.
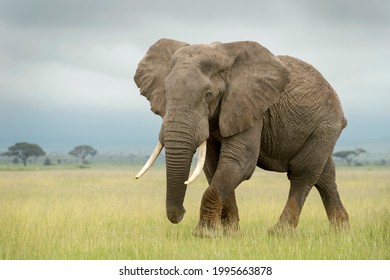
[221,191,240,234]
[193,137,225,237]
[193,186,224,238]
[193,186,240,237]
[194,121,262,238]
[194,150,258,237]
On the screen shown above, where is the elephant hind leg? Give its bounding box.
[315,157,349,229]
[269,180,313,234]
[269,125,341,234]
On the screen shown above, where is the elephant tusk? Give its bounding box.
[135,141,163,179]
[185,141,207,185]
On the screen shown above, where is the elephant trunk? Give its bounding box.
[163,126,196,224]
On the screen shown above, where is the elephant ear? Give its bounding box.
[219,41,290,137]
[134,38,189,117]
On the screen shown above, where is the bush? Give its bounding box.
[43,158,52,166]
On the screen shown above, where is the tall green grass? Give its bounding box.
[0,166,389,259]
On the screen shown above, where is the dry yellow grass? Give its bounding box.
[0,166,389,259]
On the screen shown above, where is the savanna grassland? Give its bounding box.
[0,165,389,260]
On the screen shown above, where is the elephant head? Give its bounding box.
[134,38,289,224]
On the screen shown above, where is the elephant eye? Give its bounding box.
[205,91,213,102]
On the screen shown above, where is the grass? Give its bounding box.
[0,165,389,259]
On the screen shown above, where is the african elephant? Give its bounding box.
[134,38,349,236]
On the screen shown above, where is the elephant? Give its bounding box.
[134,38,349,237]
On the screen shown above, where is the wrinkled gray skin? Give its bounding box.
[135,39,349,236]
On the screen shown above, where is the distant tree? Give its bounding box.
[333,148,366,165]
[1,142,46,166]
[43,157,52,166]
[68,145,97,164]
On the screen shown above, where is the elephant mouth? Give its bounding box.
[135,140,207,185]
[136,140,207,224]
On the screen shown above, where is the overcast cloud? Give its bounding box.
[0,0,389,153]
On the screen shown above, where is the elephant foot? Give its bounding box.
[222,217,241,236]
[330,220,350,232]
[193,220,241,238]
[268,223,296,236]
[192,225,224,238]
[329,210,350,232]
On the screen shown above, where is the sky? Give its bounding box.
[0,0,389,154]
